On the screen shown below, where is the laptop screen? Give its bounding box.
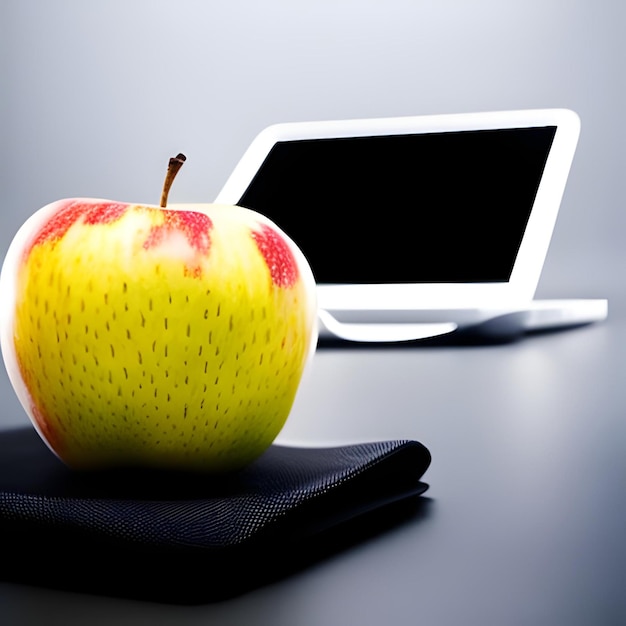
[237,126,556,285]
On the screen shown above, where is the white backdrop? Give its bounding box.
[1,0,624,428]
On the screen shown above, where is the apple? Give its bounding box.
[0,154,318,472]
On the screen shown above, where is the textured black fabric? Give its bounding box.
[0,427,430,604]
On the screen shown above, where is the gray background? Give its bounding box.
[1,0,623,426]
[1,3,626,624]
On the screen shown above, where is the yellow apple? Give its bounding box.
[0,155,318,472]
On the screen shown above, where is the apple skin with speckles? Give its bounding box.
[0,199,318,472]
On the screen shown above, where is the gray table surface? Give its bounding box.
[1,308,624,626]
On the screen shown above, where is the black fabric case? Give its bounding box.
[0,426,431,604]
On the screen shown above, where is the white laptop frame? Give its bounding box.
[215,108,581,313]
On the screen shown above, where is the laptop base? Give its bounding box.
[318,299,608,343]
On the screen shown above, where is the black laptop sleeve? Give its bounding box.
[0,426,431,604]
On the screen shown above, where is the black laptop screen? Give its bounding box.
[238,126,557,284]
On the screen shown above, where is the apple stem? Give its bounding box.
[160,153,187,207]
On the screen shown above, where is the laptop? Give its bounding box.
[215,108,608,343]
